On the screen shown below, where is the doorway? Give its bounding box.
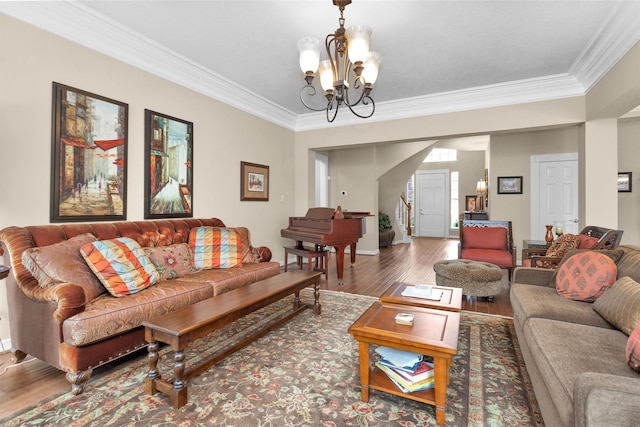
[530,153,579,240]
[416,170,449,238]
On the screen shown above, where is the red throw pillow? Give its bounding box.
[577,234,599,249]
[627,322,640,373]
[463,227,507,251]
[546,234,578,258]
[555,251,617,302]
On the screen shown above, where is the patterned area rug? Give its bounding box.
[2,290,543,426]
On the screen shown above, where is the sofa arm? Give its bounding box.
[29,282,87,321]
[512,266,555,287]
[253,246,273,262]
[574,372,640,427]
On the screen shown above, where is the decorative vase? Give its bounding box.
[545,225,554,243]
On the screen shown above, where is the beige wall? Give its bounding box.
[618,117,640,244]
[0,15,295,343]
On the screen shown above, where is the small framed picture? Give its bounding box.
[497,176,523,194]
[241,161,269,201]
[618,172,632,192]
[465,195,477,212]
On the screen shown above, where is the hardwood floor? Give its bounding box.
[0,237,512,419]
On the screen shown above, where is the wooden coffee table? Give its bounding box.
[379,282,462,312]
[348,302,460,426]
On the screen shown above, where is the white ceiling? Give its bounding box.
[2,1,640,131]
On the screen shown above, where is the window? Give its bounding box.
[450,171,459,228]
[424,148,457,163]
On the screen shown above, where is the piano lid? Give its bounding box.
[303,207,336,220]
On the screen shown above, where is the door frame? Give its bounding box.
[530,152,578,239]
[415,169,450,238]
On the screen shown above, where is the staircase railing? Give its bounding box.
[399,192,412,236]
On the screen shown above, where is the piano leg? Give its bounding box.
[350,243,357,266]
[334,244,347,284]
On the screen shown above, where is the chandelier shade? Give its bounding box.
[298,0,382,122]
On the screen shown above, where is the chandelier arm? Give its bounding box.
[327,99,339,123]
[346,96,375,119]
[299,85,328,112]
[343,76,367,107]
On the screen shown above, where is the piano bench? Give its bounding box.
[284,246,328,280]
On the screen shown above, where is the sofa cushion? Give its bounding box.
[21,233,106,303]
[144,243,199,280]
[462,227,507,250]
[510,283,613,334]
[555,251,617,302]
[62,279,213,346]
[593,276,640,335]
[176,261,281,296]
[615,245,640,284]
[548,248,624,287]
[546,233,578,258]
[626,322,640,372]
[523,318,635,427]
[189,227,243,269]
[81,237,160,297]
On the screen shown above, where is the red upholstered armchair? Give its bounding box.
[458,218,516,280]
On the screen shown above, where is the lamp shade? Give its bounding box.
[476,180,487,193]
[318,60,335,92]
[297,37,320,74]
[362,51,382,84]
[345,25,372,64]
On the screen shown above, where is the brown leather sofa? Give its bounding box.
[0,218,279,395]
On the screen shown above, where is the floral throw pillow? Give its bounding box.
[144,243,199,280]
[546,233,579,258]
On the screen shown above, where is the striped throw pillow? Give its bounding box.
[80,237,159,297]
[189,227,243,269]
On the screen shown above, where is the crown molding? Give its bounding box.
[293,74,585,131]
[2,2,637,132]
[569,1,640,92]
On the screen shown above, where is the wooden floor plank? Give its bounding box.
[0,237,512,419]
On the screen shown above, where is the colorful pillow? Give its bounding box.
[546,234,578,258]
[80,237,159,297]
[593,276,640,335]
[144,243,199,280]
[21,233,106,303]
[189,227,243,269]
[555,251,617,302]
[462,227,507,250]
[626,321,640,373]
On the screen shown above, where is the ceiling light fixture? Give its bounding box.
[297,0,382,123]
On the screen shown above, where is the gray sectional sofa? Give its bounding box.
[511,245,640,427]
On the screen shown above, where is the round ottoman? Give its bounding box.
[433,260,503,301]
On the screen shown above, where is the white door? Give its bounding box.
[531,154,579,239]
[417,170,448,237]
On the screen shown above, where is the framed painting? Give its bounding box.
[497,176,523,194]
[618,172,632,192]
[241,161,269,201]
[50,82,128,222]
[465,195,477,212]
[144,110,194,218]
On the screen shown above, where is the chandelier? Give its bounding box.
[297,0,382,122]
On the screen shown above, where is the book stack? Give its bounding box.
[374,346,435,393]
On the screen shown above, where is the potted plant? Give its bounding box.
[379,211,395,248]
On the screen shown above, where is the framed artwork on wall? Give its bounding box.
[144,109,194,218]
[465,195,477,212]
[50,82,128,222]
[497,176,523,194]
[618,172,632,192]
[241,161,269,201]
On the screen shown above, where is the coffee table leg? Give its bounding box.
[313,280,322,314]
[358,341,370,402]
[434,356,448,426]
[145,340,159,395]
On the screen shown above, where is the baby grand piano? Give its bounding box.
[281,207,370,282]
